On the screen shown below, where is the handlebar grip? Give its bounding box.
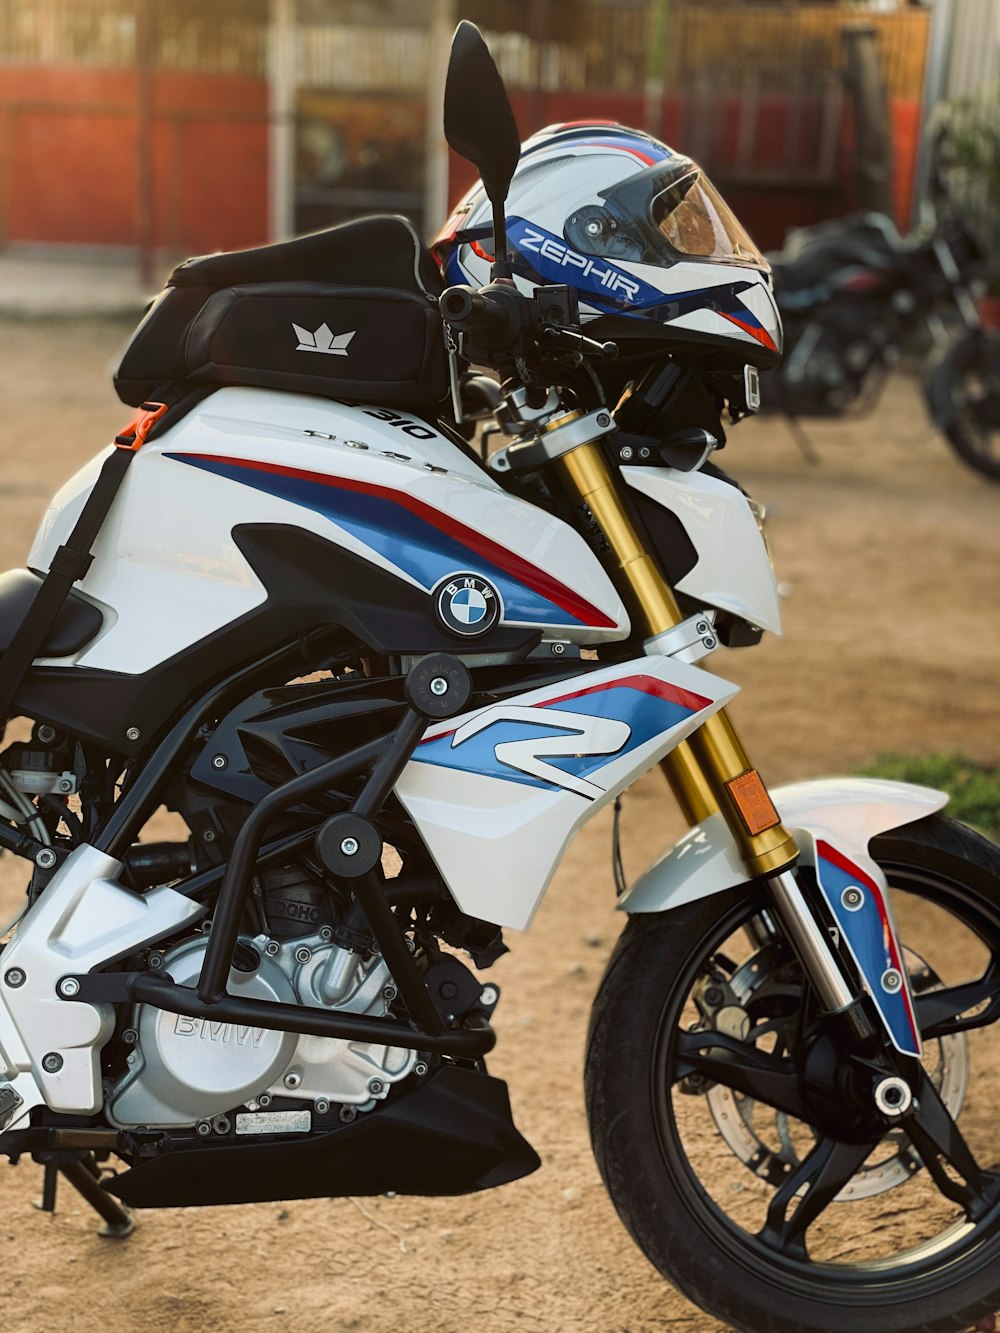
[440,285,521,346]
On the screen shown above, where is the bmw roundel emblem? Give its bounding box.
[434,573,502,637]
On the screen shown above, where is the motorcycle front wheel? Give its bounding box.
[942,331,1000,481]
[586,814,1000,1333]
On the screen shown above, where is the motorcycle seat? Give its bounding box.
[167,214,442,297]
[0,569,104,659]
[770,214,903,297]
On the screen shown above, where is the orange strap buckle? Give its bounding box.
[115,400,169,451]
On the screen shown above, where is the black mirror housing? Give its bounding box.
[444,21,521,208]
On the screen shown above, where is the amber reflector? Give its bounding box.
[727,770,780,836]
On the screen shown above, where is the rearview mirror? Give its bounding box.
[444,21,521,279]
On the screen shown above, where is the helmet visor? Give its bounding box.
[651,170,764,266]
[566,158,766,271]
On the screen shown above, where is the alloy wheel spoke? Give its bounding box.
[674,1029,807,1120]
[757,1135,876,1258]
[916,966,1000,1039]
[905,1071,1000,1219]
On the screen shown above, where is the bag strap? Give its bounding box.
[0,398,171,731]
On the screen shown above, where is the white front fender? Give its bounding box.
[619,777,948,914]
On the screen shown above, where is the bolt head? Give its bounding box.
[414,1061,428,1077]
[480,985,498,1007]
[35,847,57,870]
[294,946,311,964]
[619,446,634,461]
[881,968,903,993]
[842,885,865,912]
[196,1121,212,1136]
[367,1078,384,1096]
[57,976,80,998]
[42,1053,63,1074]
[429,676,448,697]
[265,940,281,957]
[212,754,227,769]
[552,642,565,655]
[340,1105,357,1123]
[126,727,141,742]
[283,1071,302,1089]
[122,1028,138,1045]
[597,413,612,428]
[340,836,359,857]
[319,926,333,942]
[202,829,216,843]
[148,953,163,970]
[4,968,25,988]
[258,1093,272,1108]
[315,1098,330,1114]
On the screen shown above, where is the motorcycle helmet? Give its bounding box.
[433,121,782,368]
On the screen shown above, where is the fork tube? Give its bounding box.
[553,440,799,880]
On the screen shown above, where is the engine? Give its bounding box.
[106,926,416,1130]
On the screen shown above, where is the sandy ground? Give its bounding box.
[0,317,997,1333]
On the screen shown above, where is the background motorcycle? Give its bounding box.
[0,22,996,1333]
[762,177,1000,480]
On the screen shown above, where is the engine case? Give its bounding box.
[107,930,415,1128]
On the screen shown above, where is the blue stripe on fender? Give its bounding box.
[814,842,922,1057]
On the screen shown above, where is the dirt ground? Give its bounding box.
[0,317,997,1333]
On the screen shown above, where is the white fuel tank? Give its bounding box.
[29,388,629,675]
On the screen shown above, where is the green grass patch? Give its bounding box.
[859,753,1000,839]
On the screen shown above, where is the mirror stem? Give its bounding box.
[490,199,513,281]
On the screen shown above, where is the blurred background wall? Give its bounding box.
[0,0,995,277]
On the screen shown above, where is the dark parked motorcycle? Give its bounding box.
[763,200,1000,480]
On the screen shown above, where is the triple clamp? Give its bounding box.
[644,611,719,664]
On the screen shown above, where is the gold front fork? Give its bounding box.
[554,441,799,879]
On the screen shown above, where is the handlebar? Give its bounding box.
[439,283,526,350]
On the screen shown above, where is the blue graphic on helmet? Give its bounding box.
[507,217,666,310]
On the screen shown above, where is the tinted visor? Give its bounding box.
[651,171,764,265]
[565,158,766,270]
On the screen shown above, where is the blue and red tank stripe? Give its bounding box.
[166,451,617,630]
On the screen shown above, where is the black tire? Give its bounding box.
[585,814,1000,1333]
[942,332,1000,481]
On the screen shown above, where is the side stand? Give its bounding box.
[33,1151,135,1238]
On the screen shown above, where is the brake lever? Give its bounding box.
[537,323,619,360]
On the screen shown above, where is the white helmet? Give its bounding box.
[433,122,782,368]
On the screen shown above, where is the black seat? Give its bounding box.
[168,214,442,297]
[0,570,104,659]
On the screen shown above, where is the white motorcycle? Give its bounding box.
[0,24,996,1333]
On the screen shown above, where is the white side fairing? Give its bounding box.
[622,465,781,636]
[28,388,628,674]
[395,655,738,930]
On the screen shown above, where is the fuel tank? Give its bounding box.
[29,388,629,675]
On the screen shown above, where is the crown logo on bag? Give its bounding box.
[292,323,356,356]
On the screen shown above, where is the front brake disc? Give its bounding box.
[705,944,969,1201]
